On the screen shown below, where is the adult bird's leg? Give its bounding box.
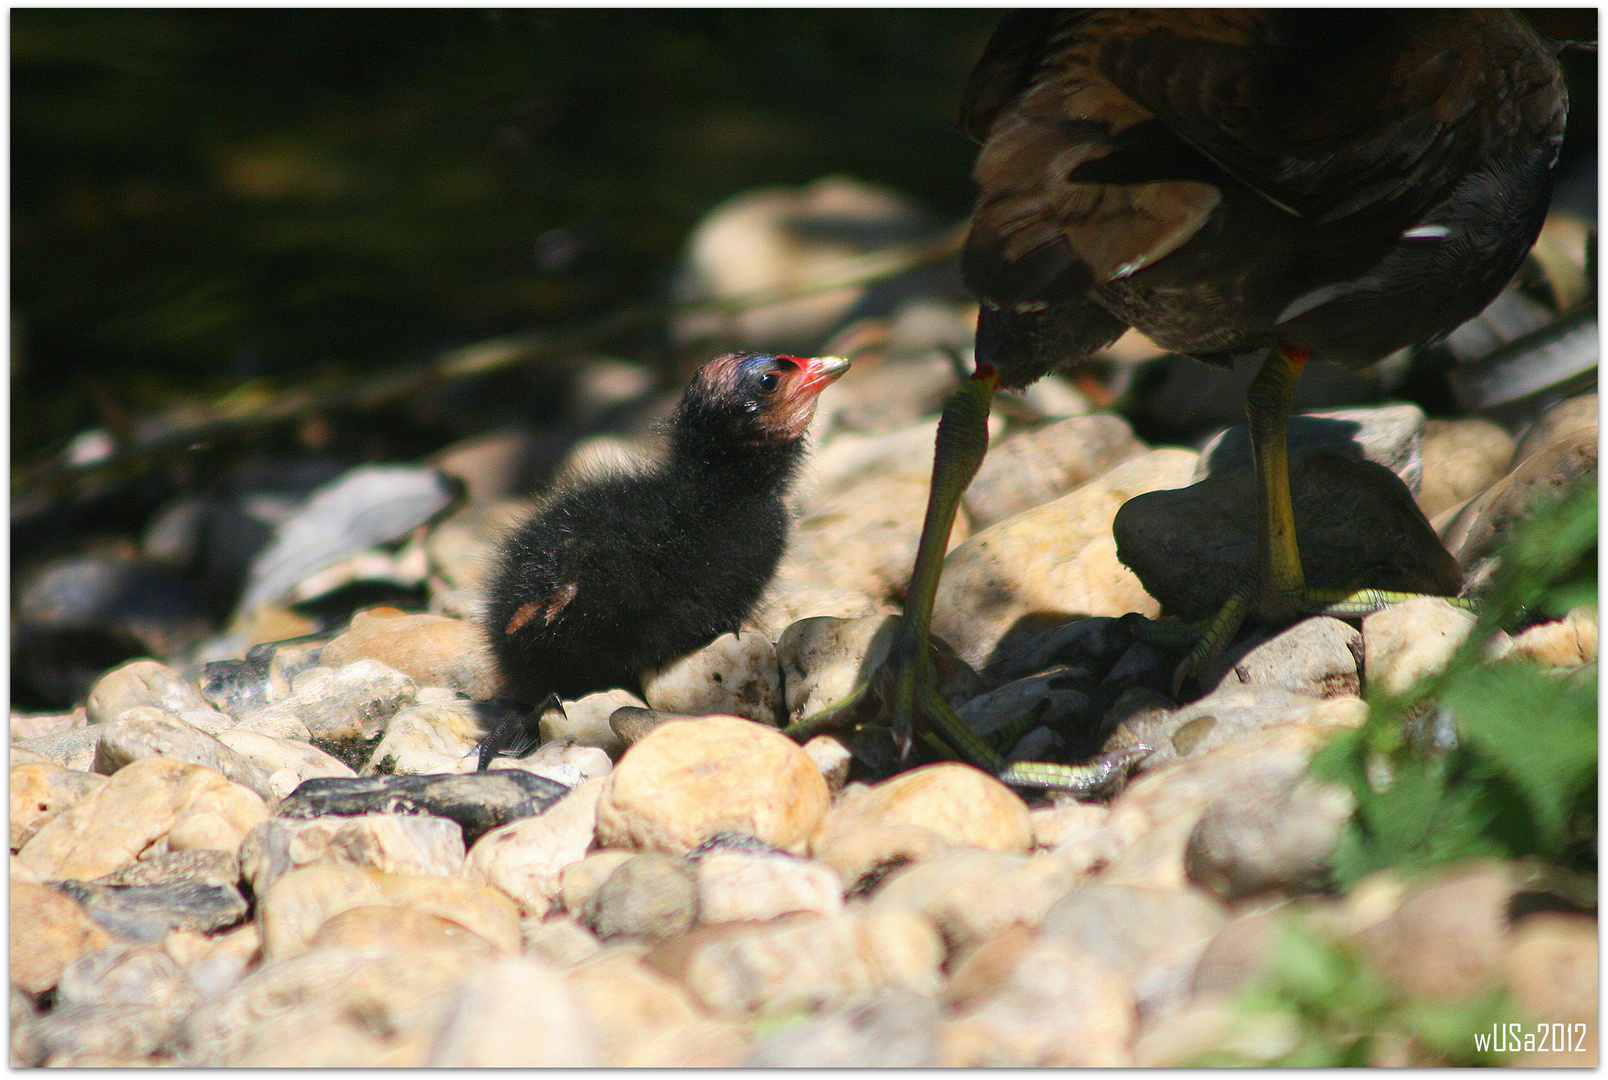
[1171,343,1472,691]
[1173,343,1308,689]
[788,364,1148,793]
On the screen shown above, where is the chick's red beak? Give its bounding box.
[781,354,850,399]
[763,354,849,439]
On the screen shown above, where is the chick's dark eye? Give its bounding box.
[755,370,781,394]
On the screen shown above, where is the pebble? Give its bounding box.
[523,914,604,968]
[580,852,698,942]
[10,762,107,849]
[747,576,883,639]
[234,464,460,617]
[10,882,115,994]
[870,847,1078,956]
[541,688,643,757]
[14,555,211,708]
[963,413,1147,529]
[239,812,467,895]
[952,665,1096,757]
[1437,392,1597,580]
[1204,616,1362,699]
[1031,797,1110,857]
[1038,883,1227,1016]
[14,725,109,772]
[319,608,500,700]
[814,762,1033,855]
[177,946,485,1066]
[1116,449,1461,622]
[935,448,1198,669]
[1362,597,1477,697]
[98,847,240,887]
[1184,773,1357,900]
[1505,912,1598,1066]
[306,904,500,958]
[562,950,707,1064]
[1111,684,1357,768]
[1417,416,1515,518]
[990,614,1144,683]
[641,629,786,726]
[91,706,277,801]
[558,850,637,915]
[1097,721,1359,891]
[362,699,485,775]
[808,821,951,896]
[1502,604,1598,667]
[801,733,854,790]
[942,931,1137,1067]
[52,877,249,942]
[671,175,933,354]
[210,728,355,802]
[463,779,604,918]
[85,658,213,724]
[695,849,844,924]
[812,349,959,439]
[12,1002,186,1067]
[746,989,942,1067]
[775,613,987,724]
[16,758,269,882]
[227,636,327,712]
[492,734,612,786]
[788,470,971,600]
[255,861,521,961]
[1190,903,1287,998]
[426,956,605,1067]
[273,769,569,847]
[248,658,417,746]
[9,704,87,743]
[606,704,682,746]
[648,906,944,1018]
[594,714,829,856]
[1198,403,1428,492]
[56,942,200,1011]
[1350,859,1514,1002]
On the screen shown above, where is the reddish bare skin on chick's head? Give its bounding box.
[681,353,850,447]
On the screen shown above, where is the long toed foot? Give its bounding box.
[785,366,1150,794]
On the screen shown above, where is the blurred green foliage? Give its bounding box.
[1311,480,1598,883]
[12,9,999,459]
[1195,917,1516,1066]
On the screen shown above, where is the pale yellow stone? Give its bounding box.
[595,715,829,856]
[814,762,1032,856]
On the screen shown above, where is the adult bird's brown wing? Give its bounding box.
[959,10,1566,340]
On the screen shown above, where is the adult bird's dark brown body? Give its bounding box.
[842,10,1567,787]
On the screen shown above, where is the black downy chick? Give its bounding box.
[476,352,849,767]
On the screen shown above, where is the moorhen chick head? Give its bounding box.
[671,351,849,466]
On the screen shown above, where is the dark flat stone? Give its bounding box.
[52,879,249,941]
[275,771,570,846]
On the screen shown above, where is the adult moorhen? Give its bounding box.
[839,9,1568,788]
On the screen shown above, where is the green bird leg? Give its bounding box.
[1171,343,1473,692]
[788,365,1148,794]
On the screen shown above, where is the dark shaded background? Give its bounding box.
[12,8,1597,466]
[12,9,1003,463]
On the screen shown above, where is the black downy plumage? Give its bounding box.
[476,351,848,767]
